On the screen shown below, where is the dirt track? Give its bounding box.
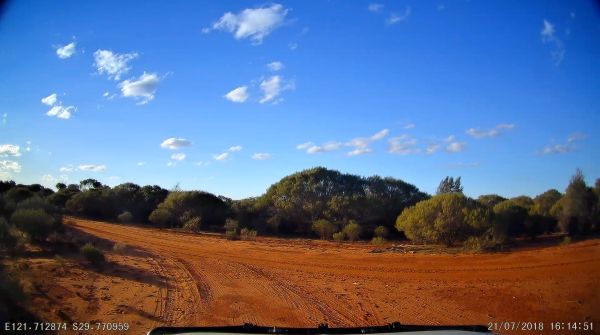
[56,218,600,334]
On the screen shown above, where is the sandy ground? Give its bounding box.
[12,217,600,334]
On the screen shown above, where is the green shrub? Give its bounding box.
[224,218,239,232]
[240,227,258,240]
[148,208,174,226]
[332,232,345,242]
[371,236,386,246]
[562,236,572,245]
[225,230,239,240]
[0,217,17,251]
[182,216,202,232]
[463,232,506,252]
[117,211,133,223]
[374,226,389,238]
[81,243,105,266]
[312,219,335,240]
[342,221,362,241]
[10,208,54,242]
[113,242,127,254]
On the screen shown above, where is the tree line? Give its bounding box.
[1,167,599,250]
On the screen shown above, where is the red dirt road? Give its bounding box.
[62,218,600,334]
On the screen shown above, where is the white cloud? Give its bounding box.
[296,142,313,150]
[41,174,55,183]
[206,4,289,44]
[171,153,186,161]
[346,129,389,151]
[167,161,177,167]
[540,20,565,65]
[388,135,419,154]
[0,144,21,157]
[267,61,284,71]
[59,165,75,173]
[0,160,21,173]
[446,141,467,153]
[288,42,298,51]
[403,123,415,129]
[306,141,342,154]
[347,148,373,156]
[386,7,411,25]
[56,42,76,59]
[94,49,139,80]
[251,152,271,160]
[78,164,106,172]
[541,133,585,155]
[259,75,294,104]
[1,113,6,127]
[228,145,243,152]
[214,152,230,161]
[195,161,210,167]
[136,161,146,166]
[161,138,192,149]
[119,72,159,104]
[368,3,384,12]
[46,105,75,119]
[224,86,249,103]
[466,123,515,139]
[426,143,441,154]
[41,93,58,106]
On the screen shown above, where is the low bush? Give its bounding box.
[113,242,127,254]
[225,230,238,240]
[562,236,572,245]
[81,243,105,266]
[240,227,258,240]
[332,232,345,242]
[342,221,362,241]
[117,211,133,223]
[374,226,389,239]
[463,235,506,252]
[371,236,386,246]
[0,217,17,252]
[182,217,202,232]
[10,208,54,242]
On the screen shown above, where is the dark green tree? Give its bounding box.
[436,176,463,195]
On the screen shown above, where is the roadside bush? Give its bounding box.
[240,227,258,240]
[113,242,127,254]
[182,216,202,232]
[463,235,506,252]
[332,232,345,242]
[396,193,493,246]
[371,236,386,246]
[312,219,335,240]
[0,217,17,252]
[562,236,572,245]
[117,211,133,223]
[225,230,239,240]
[342,221,362,241]
[148,208,174,227]
[374,226,389,238]
[10,208,54,242]
[81,243,105,266]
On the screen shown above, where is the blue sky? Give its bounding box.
[1,0,599,199]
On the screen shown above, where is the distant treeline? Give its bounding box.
[1,167,599,249]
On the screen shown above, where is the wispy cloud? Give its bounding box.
[228,145,243,152]
[347,148,373,156]
[94,49,139,80]
[78,164,106,172]
[466,123,514,139]
[540,20,565,66]
[119,72,159,104]
[386,7,411,25]
[224,86,249,103]
[56,42,76,59]
[161,138,192,149]
[305,141,342,154]
[540,133,585,155]
[267,61,284,71]
[446,141,467,153]
[388,135,419,154]
[0,160,22,177]
[252,152,271,160]
[259,75,294,104]
[171,153,186,161]
[41,93,75,120]
[214,152,230,161]
[204,4,289,45]
[368,3,384,13]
